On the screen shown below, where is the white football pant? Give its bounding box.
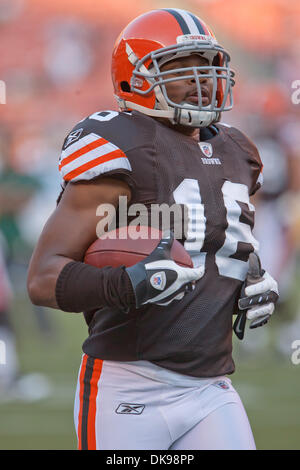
[74,355,256,450]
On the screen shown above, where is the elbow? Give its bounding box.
[27,272,56,307]
[27,276,44,306]
[27,257,69,309]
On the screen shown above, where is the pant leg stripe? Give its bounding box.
[80,356,95,450]
[87,358,103,449]
[77,354,88,450]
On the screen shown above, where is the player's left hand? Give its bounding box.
[233,253,279,339]
[238,270,279,323]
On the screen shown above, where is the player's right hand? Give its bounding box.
[125,231,205,308]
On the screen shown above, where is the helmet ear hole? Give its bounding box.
[120,81,131,92]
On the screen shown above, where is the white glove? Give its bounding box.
[126,231,204,308]
[242,271,278,322]
[234,253,279,339]
[238,270,279,324]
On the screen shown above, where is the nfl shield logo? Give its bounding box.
[150,272,166,290]
[199,142,213,158]
[214,380,230,390]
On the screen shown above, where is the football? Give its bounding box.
[84,226,193,268]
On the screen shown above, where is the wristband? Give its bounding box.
[55,261,135,313]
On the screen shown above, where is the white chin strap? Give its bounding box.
[122,43,217,128]
[116,96,217,127]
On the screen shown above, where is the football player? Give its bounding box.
[27,9,278,450]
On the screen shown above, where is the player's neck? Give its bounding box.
[155,118,200,142]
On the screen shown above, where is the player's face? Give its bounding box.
[160,54,213,107]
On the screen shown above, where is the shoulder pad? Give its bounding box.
[221,125,261,160]
[59,111,134,183]
[219,124,263,195]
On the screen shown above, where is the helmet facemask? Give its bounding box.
[124,40,235,128]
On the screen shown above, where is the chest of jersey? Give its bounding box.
[128,125,258,282]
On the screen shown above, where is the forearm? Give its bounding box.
[27,255,71,308]
[55,261,134,313]
[27,255,135,313]
[27,177,134,312]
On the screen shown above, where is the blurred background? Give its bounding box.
[0,0,299,450]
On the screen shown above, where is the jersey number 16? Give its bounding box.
[173,178,259,281]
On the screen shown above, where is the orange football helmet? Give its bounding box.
[111,9,235,127]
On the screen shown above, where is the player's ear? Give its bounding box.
[120,81,131,92]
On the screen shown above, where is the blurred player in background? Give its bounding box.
[250,86,300,356]
[27,9,279,449]
[0,131,51,401]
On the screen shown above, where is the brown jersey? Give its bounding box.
[59,110,263,377]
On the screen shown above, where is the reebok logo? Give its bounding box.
[115,403,145,415]
[64,128,83,148]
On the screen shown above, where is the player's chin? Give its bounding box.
[185,97,211,107]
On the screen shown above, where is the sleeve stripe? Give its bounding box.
[59,137,107,170]
[60,141,129,177]
[63,149,128,182]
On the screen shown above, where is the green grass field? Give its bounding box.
[0,293,299,450]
